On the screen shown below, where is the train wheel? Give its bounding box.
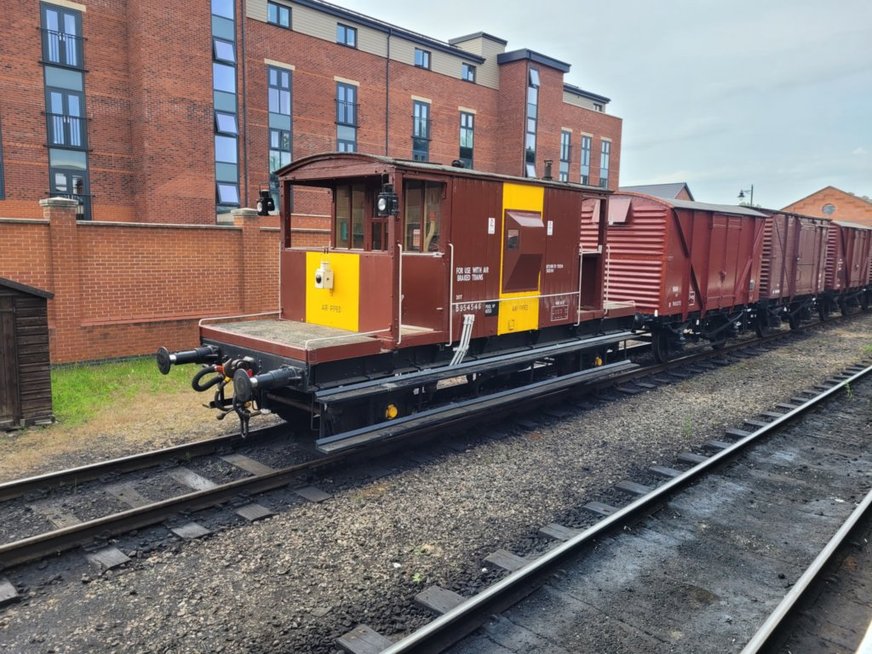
[862,292,870,311]
[818,301,829,322]
[652,329,671,363]
[788,312,801,330]
[839,300,849,317]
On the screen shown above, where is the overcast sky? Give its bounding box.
[337,0,872,209]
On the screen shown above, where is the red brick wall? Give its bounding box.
[0,201,282,363]
[783,187,872,227]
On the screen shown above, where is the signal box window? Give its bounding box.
[403,180,442,252]
[335,184,365,249]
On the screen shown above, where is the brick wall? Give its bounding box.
[0,199,288,363]
[783,187,872,228]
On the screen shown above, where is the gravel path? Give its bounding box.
[0,316,870,653]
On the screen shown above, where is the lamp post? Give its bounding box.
[738,185,754,207]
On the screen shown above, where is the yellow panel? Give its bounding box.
[305,252,360,331]
[498,183,544,334]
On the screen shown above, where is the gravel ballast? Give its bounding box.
[0,316,870,653]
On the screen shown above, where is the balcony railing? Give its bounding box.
[46,113,87,149]
[41,29,84,68]
[335,101,359,127]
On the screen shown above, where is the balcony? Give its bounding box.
[41,29,84,68]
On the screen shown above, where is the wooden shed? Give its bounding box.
[0,278,54,429]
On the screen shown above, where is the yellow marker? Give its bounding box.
[305,251,360,331]
[498,183,543,335]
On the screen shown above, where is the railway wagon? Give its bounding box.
[821,220,872,315]
[582,192,767,361]
[755,210,829,332]
[158,153,636,448]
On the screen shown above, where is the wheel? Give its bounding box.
[652,329,671,363]
[839,300,849,317]
[706,316,729,350]
[788,312,801,330]
[862,292,870,312]
[818,301,829,322]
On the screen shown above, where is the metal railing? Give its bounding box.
[41,29,84,68]
[45,113,86,149]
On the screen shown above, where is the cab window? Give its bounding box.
[403,180,442,252]
[335,183,365,249]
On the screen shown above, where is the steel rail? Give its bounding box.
[381,362,872,653]
[740,485,872,654]
[0,318,862,572]
[0,424,286,503]
[0,449,347,571]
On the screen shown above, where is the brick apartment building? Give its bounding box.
[0,0,622,229]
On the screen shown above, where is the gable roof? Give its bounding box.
[619,182,694,201]
[782,185,872,210]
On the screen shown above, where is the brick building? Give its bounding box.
[0,0,622,230]
[783,186,872,228]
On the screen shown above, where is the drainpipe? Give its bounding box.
[385,28,391,155]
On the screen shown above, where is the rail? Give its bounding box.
[381,361,872,653]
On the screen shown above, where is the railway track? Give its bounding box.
[352,359,872,653]
[0,317,860,583]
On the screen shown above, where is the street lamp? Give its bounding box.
[738,185,754,206]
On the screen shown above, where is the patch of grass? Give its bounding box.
[51,357,193,426]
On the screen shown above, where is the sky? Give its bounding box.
[336,0,872,209]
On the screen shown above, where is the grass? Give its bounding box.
[51,356,194,426]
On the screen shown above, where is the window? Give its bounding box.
[403,180,442,252]
[599,140,611,189]
[337,23,357,47]
[267,1,290,28]
[45,88,86,149]
[559,130,571,182]
[215,112,238,135]
[580,135,591,185]
[217,183,240,205]
[461,63,476,83]
[41,4,90,218]
[213,38,235,64]
[41,4,83,68]
[212,63,236,93]
[215,135,238,163]
[412,101,430,162]
[414,48,431,69]
[593,102,604,112]
[212,0,238,214]
[334,184,366,249]
[267,66,292,210]
[211,0,234,19]
[268,67,291,115]
[459,112,474,168]
[525,68,539,177]
[336,83,357,152]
